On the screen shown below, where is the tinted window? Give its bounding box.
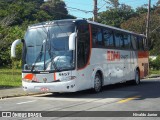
[124,34,131,49]
[131,35,137,50]
[103,29,114,47]
[77,24,90,69]
[143,38,147,50]
[92,26,103,47]
[137,37,144,50]
[114,32,124,48]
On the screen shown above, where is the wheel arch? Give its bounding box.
[96,70,104,86]
[91,67,104,87]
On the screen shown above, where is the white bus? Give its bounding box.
[11,19,149,93]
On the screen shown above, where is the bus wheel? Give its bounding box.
[93,73,102,93]
[134,70,140,85]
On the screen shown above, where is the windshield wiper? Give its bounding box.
[46,43,60,71]
[31,51,43,72]
[31,42,44,72]
[50,55,59,71]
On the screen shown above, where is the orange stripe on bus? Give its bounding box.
[24,74,34,80]
[138,51,149,58]
[138,51,149,78]
[54,73,56,80]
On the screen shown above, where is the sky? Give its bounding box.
[63,0,158,19]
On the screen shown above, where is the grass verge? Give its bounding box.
[0,68,22,88]
[149,69,160,75]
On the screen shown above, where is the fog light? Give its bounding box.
[23,86,27,89]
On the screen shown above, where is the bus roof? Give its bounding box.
[28,19,146,38]
[28,19,76,28]
[87,20,146,38]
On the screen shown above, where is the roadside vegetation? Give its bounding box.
[0,67,21,88]
[149,70,160,75]
[149,55,160,75]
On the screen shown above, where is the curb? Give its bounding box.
[0,92,46,99]
[144,74,160,79]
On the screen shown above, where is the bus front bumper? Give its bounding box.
[22,80,77,93]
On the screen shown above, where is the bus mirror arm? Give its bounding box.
[11,39,22,58]
[69,33,77,51]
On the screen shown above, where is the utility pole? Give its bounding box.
[146,0,151,77]
[146,0,151,47]
[93,0,98,21]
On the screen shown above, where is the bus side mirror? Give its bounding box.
[11,39,22,58]
[69,33,76,50]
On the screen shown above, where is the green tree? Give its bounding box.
[106,0,120,9]
[149,55,160,70]
[0,0,75,67]
[40,0,75,20]
[155,55,160,70]
[136,5,148,14]
[0,0,43,25]
[121,6,160,55]
[0,25,24,66]
[97,3,135,27]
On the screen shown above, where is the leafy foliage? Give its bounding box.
[121,6,160,54]
[0,25,24,66]
[97,4,136,27]
[149,55,160,70]
[0,0,75,67]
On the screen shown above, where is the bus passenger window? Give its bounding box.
[138,37,144,50]
[124,34,130,49]
[115,33,120,48]
[143,38,147,50]
[103,29,114,47]
[115,32,124,48]
[92,26,103,47]
[131,35,137,50]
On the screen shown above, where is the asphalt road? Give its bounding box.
[0,78,160,120]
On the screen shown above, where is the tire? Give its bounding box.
[133,70,140,85]
[93,73,102,93]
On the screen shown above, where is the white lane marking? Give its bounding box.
[16,100,37,105]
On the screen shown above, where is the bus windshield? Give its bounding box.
[23,22,75,72]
